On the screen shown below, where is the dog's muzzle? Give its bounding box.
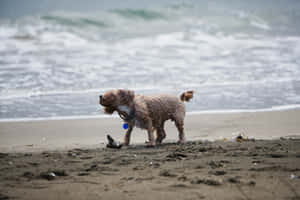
[99,95,103,105]
[99,95,112,107]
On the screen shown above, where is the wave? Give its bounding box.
[38,7,169,30]
[1,77,298,100]
[111,8,166,20]
[0,86,163,100]
[1,1,300,120]
[2,2,300,41]
[41,15,109,28]
[189,104,300,115]
[0,89,107,100]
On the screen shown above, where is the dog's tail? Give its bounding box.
[180,90,194,102]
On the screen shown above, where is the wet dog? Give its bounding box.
[99,89,194,147]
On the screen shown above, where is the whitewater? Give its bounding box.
[1,0,300,120]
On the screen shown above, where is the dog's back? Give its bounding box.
[134,91,193,127]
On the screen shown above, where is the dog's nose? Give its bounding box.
[99,95,103,104]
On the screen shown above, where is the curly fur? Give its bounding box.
[99,89,194,146]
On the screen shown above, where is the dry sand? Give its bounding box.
[0,109,300,199]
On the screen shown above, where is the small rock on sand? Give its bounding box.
[40,172,56,181]
[227,177,240,183]
[159,170,177,177]
[23,171,35,179]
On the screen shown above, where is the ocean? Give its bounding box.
[1,0,300,121]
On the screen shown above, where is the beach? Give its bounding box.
[1,109,300,199]
[1,0,300,199]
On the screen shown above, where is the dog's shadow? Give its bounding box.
[123,140,203,151]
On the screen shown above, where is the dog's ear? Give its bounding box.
[118,89,135,105]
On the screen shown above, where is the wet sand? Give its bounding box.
[0,109,300,199]
[1,139,300,200]
[1,109,300,152]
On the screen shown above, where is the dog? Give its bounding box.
[99,89,194,147]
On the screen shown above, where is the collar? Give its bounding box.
[118,104,136,122]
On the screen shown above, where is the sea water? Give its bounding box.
[0,0,300,121]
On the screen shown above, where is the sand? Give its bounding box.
[1,109,300,152]
[0,109,300,199]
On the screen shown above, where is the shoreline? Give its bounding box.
[1,104,300,123]
[1,108,300,153]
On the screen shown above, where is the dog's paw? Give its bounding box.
[146,144,156,148]
[155,138,162,144]
[145,141,156,148]
[123,142,130,146]
[177,139,186,145]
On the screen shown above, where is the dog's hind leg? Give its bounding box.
[155,122,166,144]
[175,118,186,144]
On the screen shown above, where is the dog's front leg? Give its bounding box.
[123,125,133,146]
[147,124,155,147]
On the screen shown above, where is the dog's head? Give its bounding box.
[99,89,135,114]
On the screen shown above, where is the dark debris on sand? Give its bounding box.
[190,177,222,186]
[0,193,9,200]
[159,169,177,177]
